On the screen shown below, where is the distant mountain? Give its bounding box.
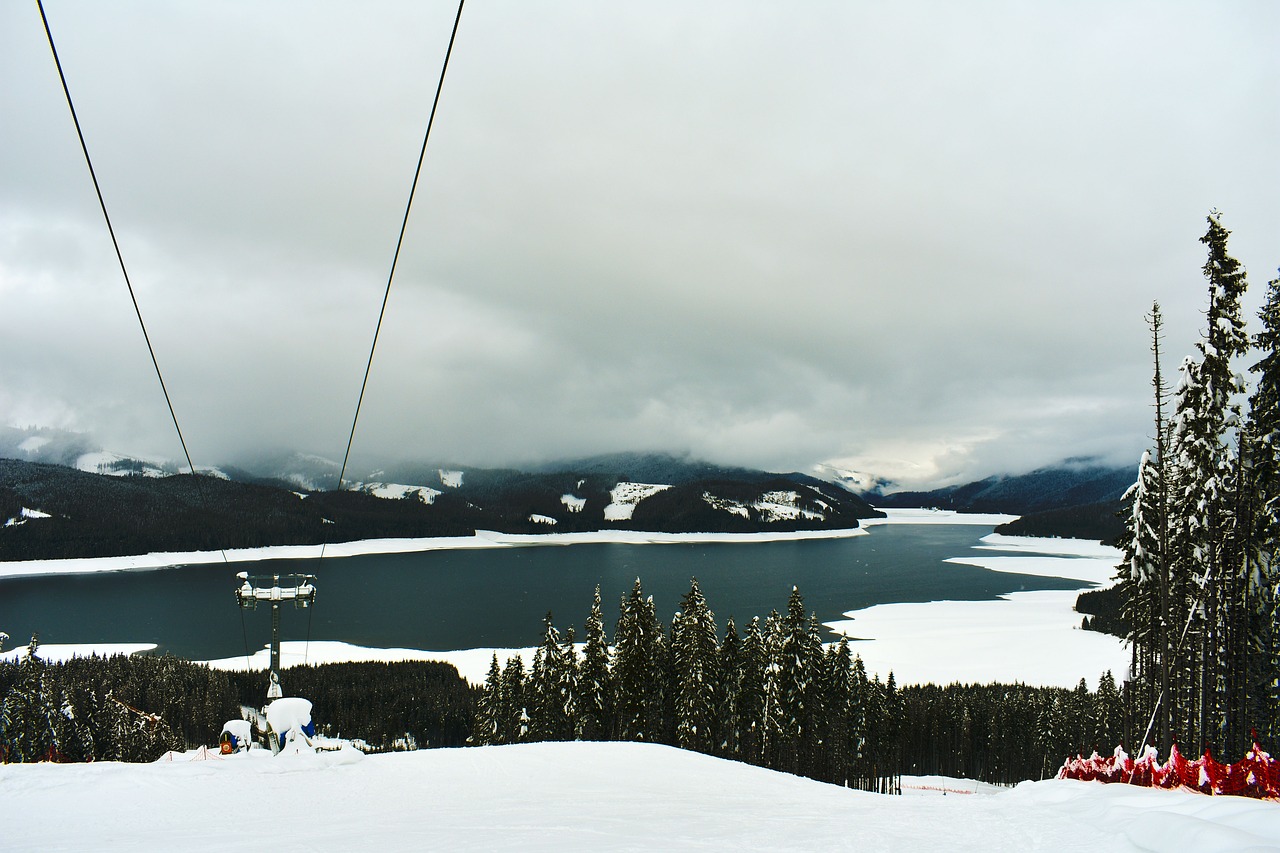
[866,458,1134,542]
[871,458,1133,515]
[0,453,883,562]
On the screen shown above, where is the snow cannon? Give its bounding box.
[264,697,317,755]
[219,719,253,754]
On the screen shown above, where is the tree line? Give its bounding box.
[472,578,1123,788]
[1118,212,1280,758]
[0,639,476,762]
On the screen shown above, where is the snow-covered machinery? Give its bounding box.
[264,697,318,755]
[219,719,253,754]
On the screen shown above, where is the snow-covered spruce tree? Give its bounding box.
[737,615,767,764]
[671,578,720,755]
[559,625,580,738]
[769,588,823,775]
[1092,670,1124,752]
[472,654,503,745]
[1248,267,1280,742]
[497,655,528,744]
[846,654,871,787]
[717,616,743,759]
[1162,213,1251,753]
[759,608,785,769]
[1116,303,1174,751]
[576,586,613,740]
[611,579,666,741]
[0,648,49,761]
[527,614,575,741]
[821,637,854,786]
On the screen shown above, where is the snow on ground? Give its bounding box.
[529,513,558,525]
[201,641,538,686]
[827,533,1128,687]
[862,508,1020,525]
[0,642,158,664]
[560,493,587,512]
[74,451,168,478]
[439,469,464,487]
[4,507,53,527]
[976,532,1118,558]
[603,481,671,520]
[826,590,1129,688]
[355,481,442,504]
[17,435,51,453]
[0,525,868,580]
[752,490,825,522]
[3,741,1277,852]
[703,491,751,517]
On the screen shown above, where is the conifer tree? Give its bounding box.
[528,614,574,741]
[1162,213,1252,752]
[671,578,720,754]
[612,579,666,741]
[497,655,528,744]
[473,654,503,745]
[717,617,743,758]
[1248,268,1280,742]
[738,615,767,764]
[822,637,854,785]
[577,586,613,740]
[770,588,822,775]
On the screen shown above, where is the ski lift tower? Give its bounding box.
[235,572,316,700]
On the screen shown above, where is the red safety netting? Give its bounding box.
[1057,737,1280,799]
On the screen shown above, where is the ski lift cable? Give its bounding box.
[329,0,467,501]
[37,0,229,566]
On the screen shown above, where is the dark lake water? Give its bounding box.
[0,525,1091,660]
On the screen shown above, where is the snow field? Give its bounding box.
[827,531,1128,688]
[602,481,670,521]
[2,742,1276,852]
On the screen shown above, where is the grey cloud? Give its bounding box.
[3,1,1278,487]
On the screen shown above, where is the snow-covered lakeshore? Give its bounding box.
[3,741,1277,852]
[0,525,868,581]
[1,510,1129,689]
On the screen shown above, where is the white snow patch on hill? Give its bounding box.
[752,489,824,522]
[355,482,442,504]
[75,451,168,478]
[3,741,1276,852]
[560,493,586,512]
[530,513,557,525]
[439,469,464,488]
[603,482,670,521]
[703,492,750,517]
[4,507,53,527]
[17,435,50,453]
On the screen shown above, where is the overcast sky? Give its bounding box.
[2,1,1277,488]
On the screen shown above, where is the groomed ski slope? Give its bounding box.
[3,742,1277,852]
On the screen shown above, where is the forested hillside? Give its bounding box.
[0,645,476,762]
[472,580,1125,788]
[0,456,881,562]
[872,459,1131,517]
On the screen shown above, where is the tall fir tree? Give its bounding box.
[612,579,666,741]
[1248,268,1280,742]
[671,578,720,754]
[577,586,613,740]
